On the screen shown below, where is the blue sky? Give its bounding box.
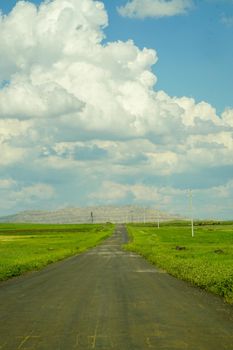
[105,0,233,114]
[0,0,232,219]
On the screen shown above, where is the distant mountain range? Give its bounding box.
[0,206,181,224]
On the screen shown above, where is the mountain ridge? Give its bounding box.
[0,206,181,224]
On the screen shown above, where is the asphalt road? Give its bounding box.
[0,225,232,350]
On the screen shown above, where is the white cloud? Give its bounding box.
[89,181,162,203]
[0,118,34,166]
[173,96,222,127]
[90,180,233,218]
[117,0,193,19]
[0,0,108,79]
[11,183,55,202]
[222,108,233,127]
[0,179,55,211]
[0,0,232,218]
[0,142,27,166]
[0,0,224,141]
[0,178,16,189]
[0,77,84,119]
[90,181,130,201]
[0,119,33,142]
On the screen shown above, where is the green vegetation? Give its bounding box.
[126,222,233,303]
[0,223,114,281]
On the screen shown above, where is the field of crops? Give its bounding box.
[126,222,233,303]
[0,223,114,281]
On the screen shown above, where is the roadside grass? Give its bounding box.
[126,222,233,304]
[0,223,114,281]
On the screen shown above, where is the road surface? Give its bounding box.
[0,225,232,349]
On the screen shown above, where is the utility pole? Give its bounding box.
[91,211,94,224]
[189,190,194,237]
[143,207,146,224]
[157,208,160,229]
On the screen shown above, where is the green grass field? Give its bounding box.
[126,222,233,303]
[0,223,114,281]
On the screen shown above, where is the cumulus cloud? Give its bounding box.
[0,0,108,78]
[0,0,224,140]
[0,77,84,120]
[0,119,33,142]
[117,0,194,19]
[0,0,232,218]
[222,108,233,127]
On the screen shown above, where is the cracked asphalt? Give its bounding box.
[0,224,232,349]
